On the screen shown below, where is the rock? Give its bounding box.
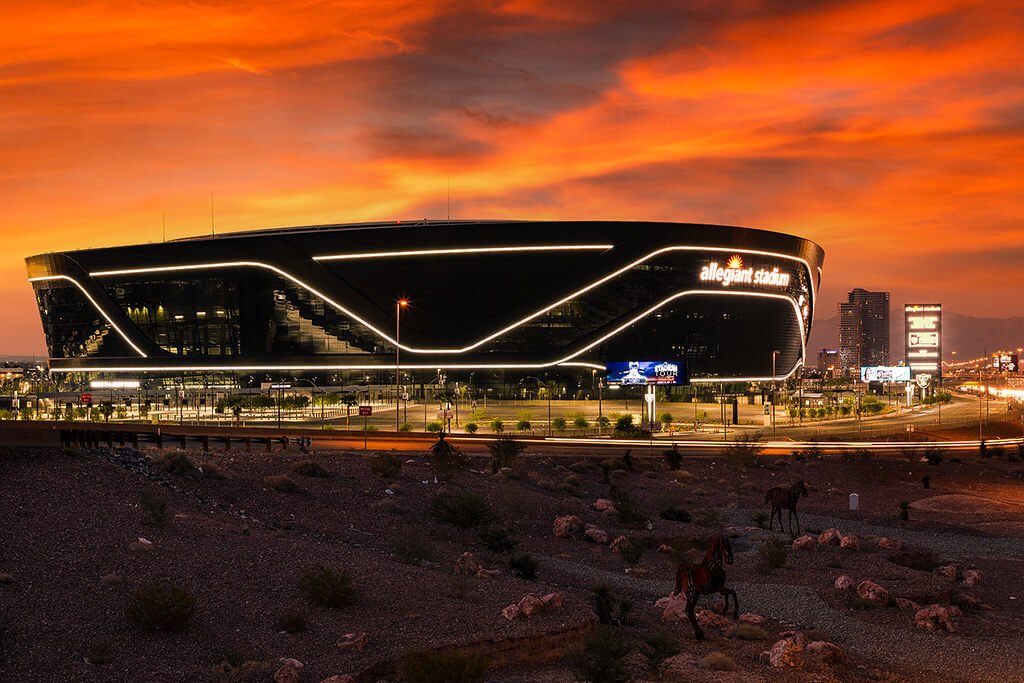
[99,573,122,586]
[320,677,355,683]
[840,534,860,550]
[274,659,304,683]
[0,573,13,584]
[454,552,482,576]
[336,632,368,652]
[762,636,804,669]
[961,569,982,587]
[553,515,581,538]
[834,575,855,590]
[915,604,957,632]
[502,604,520,620]
[517,594,545,617]
[128,540,154,552]
[584,524,609,544]
[895,598,920,611]
[952,591,992,610]
[656,594,688,622]
[739,612,767,624]
[857,580,890,606]
[774,458,789,468]
[806,641,844,664]
[791,535,816,551]
[540,592,563,608]
[610,535,628,552]
[934,564,958,581]
[657,544,673,554]
[696,608,731,629]
[878,537,902,550]
[818,528,842,545]
[592,498,617,513]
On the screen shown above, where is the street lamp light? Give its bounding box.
[396,299,409,432]
[771,350,780,437]
[522,376,553,436]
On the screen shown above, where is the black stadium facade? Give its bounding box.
[26,220,823,392]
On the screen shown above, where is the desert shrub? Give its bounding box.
[126,582,196,632]
[139,490,167,526]
[573,414,590,432]
[448,572,478,600]
[725,623,770,640]
[552,417,567,432]
[509,554,538,581]
[198,461,226,479]
[469,409,489,422]
[264,475,298,494]
[923,447,945,466]
[489,418,504,433]
[591,582,633,626]
[641,630,680,671]
[900,499,910,521]
[398,422,414,432]
[612,414,636,436]
[399,648,487,683]
[794,441,823,461]
[757,536,787,572]
[463,422,478,434]
[723,434,763,467]
[612,490,647,527]
[430,492,493,529]
[478,525,518,553]
[890,549,940,572]
[426,421,443,433]
[291,460,329,478]
[617,538,645,566]
[691,508,724,529]
[751,511,768,529]
[515,418,532,431]
[487,435,527,473]
[566,627,631,683]
[160,452,198,476]
[298,564,356,608]
[369,453,402,479]
[394,532,435,566]
[666,538,703,565]
[361,424,379,432]
[596,415,611,431]
[430,434,470,473]
[699,651,738,671]
[663,446,682,471]
[988,445,1005,459]
[659,506,692,523]
[276,608,306,634]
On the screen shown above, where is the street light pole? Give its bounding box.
[396,299,408,432]
[771,350,780,437]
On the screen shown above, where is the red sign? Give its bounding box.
[358,405,372,417]
[80,393,92,405]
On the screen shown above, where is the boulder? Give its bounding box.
[739,612,767,624]
[274,659,304,683]
[0,573,13,584]
[806,641,844,664]
[501,604,520,621]
[454,552,482,576]
[320,677,355,683]
[762,637,804,669]
[934,564,958,581]
[656,594,688,622]
[961,569,982,587]
[584,524,610,545]
[791,535,816,551]
[695,608,731,629]
[857,580,890,606]
[336,632,368,652]
[839,534,860,550]
[592,499,617,513]
[540,592,563,608]
[833,575,855,591]
[878,537,902,550]
[953,590,992,611]
[517,594,545,617]
[552,515,581,538]
[895,598,920,611]
[99,573,122,586]
[915,604,957,632]
[818,528,842,545]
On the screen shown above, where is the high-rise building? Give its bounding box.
[838,288,890,369]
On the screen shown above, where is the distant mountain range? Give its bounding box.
[809,310,1024,362]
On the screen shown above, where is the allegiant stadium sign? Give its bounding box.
[699,255,791,289]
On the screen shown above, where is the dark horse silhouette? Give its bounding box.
[673,536,737,640]
[765,479,809,535]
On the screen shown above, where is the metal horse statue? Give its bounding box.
[674,536,737,640]
[765,479,809,535]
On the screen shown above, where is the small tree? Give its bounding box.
[489,418,504,433]
[463,422,478,434]
[487,435,527,473]
[659,412,673,431]
[573,414,589,433]
[551,417,567,433]
[430,433,470,473]
[98,402,114,423]
[596,415,610,433]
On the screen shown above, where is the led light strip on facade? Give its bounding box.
[27,275,149,357]
[85,245,816,356]
[312,244,614,261]
[45,289,806,382]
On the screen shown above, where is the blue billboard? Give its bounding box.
[607,361,687,386]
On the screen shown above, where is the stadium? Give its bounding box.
[25,220,824,394]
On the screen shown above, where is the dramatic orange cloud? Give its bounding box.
[2,0,1023,354]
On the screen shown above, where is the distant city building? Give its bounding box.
[817,348,839,371]
[905,304,942,380]
[838,288,890,370]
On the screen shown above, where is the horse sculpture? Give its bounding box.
[673,536,737,640]
[765,479,809,535]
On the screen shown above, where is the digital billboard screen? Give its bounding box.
[994,353,1020,372]
[905,304,942,379]
[606,361,687,386]
[860,366,911,383]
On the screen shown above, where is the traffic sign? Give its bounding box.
[358,405,372,417]
[80,393,92,405]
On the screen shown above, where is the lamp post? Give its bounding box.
[396,299,409,432]
[293,378,322,430]
[771,350,780,437]
[522,376,552,436]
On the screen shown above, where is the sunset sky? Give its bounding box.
[2,1,1023,355]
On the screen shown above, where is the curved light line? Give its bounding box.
[45,290,805,381]
[313,244,613,261]
[28,275,148,358]
[87,245,816,355]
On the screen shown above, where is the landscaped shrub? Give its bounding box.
[663,445,682,471]
[550,416,567,433]
[566,626,631,683]
[276,608,306,633]
[264,475,298,493]
[398,422,414,432]
[399,648,487,683]
[613,414,636,436]
[723,434,763,467]
[426,421,443,433]
[515,418,532,431]
[430,434,471,473]
[369,453,402,479]
[430,492,493,529]
[394,532,435,566]
[487,435,527,473]
[659,506,691,523]
[477,525,518,553]
[158,452,198,476]
[751,511,768,529]
[126,582,196,632]
[756,536,787,572]
[489,418,504,433]
[509,554,538,581]
[691,508,724,529]
[463,422,478,434]
[573,414,590,432]
[617,538,645,566]
[612,490,647,527]
[725,623,770,640]
[641,631,680,671]
[591,582,633,626]
[139,490,167,526]
[298,564,356,608]
[291,460,329,478]
[699,651,738,671]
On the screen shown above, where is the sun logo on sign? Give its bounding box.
[726,255,744,270]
